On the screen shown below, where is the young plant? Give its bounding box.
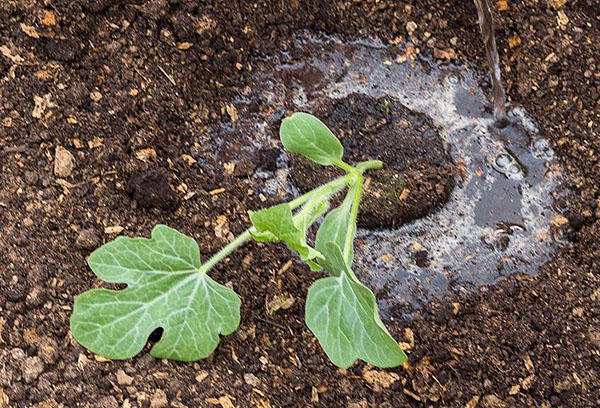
[70,112,408,368]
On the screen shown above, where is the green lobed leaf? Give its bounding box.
[305,243,407,368]
[70,225,240,361]
[249,203,325,271]
[315,187,356,274]
[280,112,344,166]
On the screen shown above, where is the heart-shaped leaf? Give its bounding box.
[305,243,407,368]
[280,112,344,166]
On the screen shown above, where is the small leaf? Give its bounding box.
[70,225,240,361]
[315,188,355,273]
[249,203,324,270]
[280,112,343,166]
[305,243,407,368]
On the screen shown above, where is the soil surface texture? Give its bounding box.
[1,1,600,408]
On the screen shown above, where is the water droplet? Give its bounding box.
[495,153,511,168]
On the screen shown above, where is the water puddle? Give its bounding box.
[224,35,565,316]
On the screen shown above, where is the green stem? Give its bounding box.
[199,159,381,274]
[343,174,363,265]
[356,159,383,173]
[288,173,353,210]
[199,230,252,274]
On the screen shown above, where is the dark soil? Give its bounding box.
[1,1,599,408]
[289,93,455,229]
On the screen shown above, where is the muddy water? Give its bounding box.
[227,35,564,316]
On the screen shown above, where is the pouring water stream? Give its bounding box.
[474,0,508,127]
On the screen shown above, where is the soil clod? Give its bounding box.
[289,93,455,229]
[125,169,179,210]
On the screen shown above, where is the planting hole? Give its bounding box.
[221,35,565,315]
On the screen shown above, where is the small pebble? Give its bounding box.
[116,369,133,386]
[90,91,103,102]
[76,228,100,249]
[54,146,75,178]
[22,356,45,383]
[244,373,260,387]
[149,389,168,408]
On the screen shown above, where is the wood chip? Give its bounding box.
[311,387,319,403]
[508,34,522,48]
[497,0,508,11]
[181,154,197,165]
[465,395,480,408]
[224,162,236,175]
[405,328,415,347]
[521,375,535,390]
[218,396,235,408]
[35,70,53,80]
[508,384,520,395]
[104,226,124,234]
[177,42,193,50]
[210,188,226,196]
[77,353,90,370]
[41,10,56,26]
[403,388,421,401]
[363,369,400,392]
[20,23,39,38]
[0,388,9,406]
[88,138,104,149]
[433,48,456,60]
[399,188,410,201]
[266,294,295,316]
[226,104,238,122]
[135,148,157,162]
[0,45,24,64]
[214,215,232,240]
[551,215,569,227]
[523,355,534,372]
[548,0,568,8]
[381,253,394,262]
[255,399,271,408]
[557,10,569,26]
[32,94,55,118]
[195,371,209,383]
[277,260,293,274]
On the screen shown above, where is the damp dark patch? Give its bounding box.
[125,169,179,211]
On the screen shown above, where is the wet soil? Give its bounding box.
[289,93,455,229]
[1,1,600,408]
